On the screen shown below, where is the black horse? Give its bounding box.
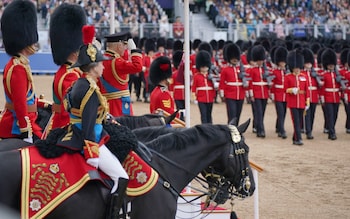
[0,120,254,219]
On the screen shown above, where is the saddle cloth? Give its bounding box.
[20,146,159,218]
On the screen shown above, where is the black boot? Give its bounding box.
[106,178,128,219]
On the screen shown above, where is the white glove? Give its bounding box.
[127,38,137,50]
[87,158,99,168]
[214,82,219,89]
[23,137,33,143]
[219,90,224,98]
[305,105,310,111]
[292,87,299,95]
[320,96,325,104]
[270,93,275,101]
[344,94,348,105]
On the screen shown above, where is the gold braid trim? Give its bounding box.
[111,58,129,85]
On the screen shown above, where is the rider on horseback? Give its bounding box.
[55,25,129,218]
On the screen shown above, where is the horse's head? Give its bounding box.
[203,119,255,205]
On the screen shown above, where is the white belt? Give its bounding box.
[226,82,243,86]
[196,87,214,91]
[252,82,268,86]
[174,85,185,89]
[309,86,317,90]
[325,88,339,92]
[274,84,283,89]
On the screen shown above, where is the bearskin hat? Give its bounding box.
[1,0,38,56]
[310,42,322,55]
[50,3,86,65]
[274,46,288,64]
[196,50,212,70]
[340,48,349,66]
[241,41,251,52]
[198,42,213,57]
[269,46,278,64]
[285,40,294,51]
[317,48,326,67]
[71,26,110,68]
[260,39,271,53]
[252,45,266,61]
[172,50,183,69]
[225,43,241,62]
[173,40,183,51]
[287,49,304,72]
[246,46,253,63]
[333,43,343,54]
[192,39,202,50]
[302,48,314,65]
[145,38,156,54]
[166,38,174,50]
[218,39,225,50]
[322,48,337,69]
[157,37,166,49]
[138,37,147,49]
[149,56,172,85]
[210,39,218,51]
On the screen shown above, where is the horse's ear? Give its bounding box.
[164,110,179,124]
[237,119,250,134]
[228,117,238,126]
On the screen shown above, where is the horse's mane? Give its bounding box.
[116,114,165,130]
[132,126,180,142]
[147,124,230,152]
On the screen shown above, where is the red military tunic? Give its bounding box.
[344,69,350,101]
[98,49,142,116]
[219,64,246,100]
[302,69,319,104]
[0,55,42,138]
[170,67,185,101]
[271,67,286,102]
[248,66,269,99]
[320,70,341,103]
[150,85,176,114]
[191,72,216,103]
[285,72,310,109]
[51,64,82,129]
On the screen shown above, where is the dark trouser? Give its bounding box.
[252,98,267,134]
[274,101,287,134]
[345,101,350,130]
[325,103,339,136]
[129,74,142,99]
[321,103,328,131]
[175,99,185,121]
[198,102,213,124]
[305,103,317,135]
[290,108,304,141]
[225,98,244,125]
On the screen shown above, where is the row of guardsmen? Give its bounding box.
[155,38,350,146]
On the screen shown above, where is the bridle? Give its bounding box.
[202,125,252,206]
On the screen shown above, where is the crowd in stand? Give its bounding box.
[207,0,350,40]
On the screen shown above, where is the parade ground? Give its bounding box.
[1,75,349,218]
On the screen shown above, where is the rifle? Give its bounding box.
[239,62,251,88]
[335,66,348,90]
[310,67,323,87]
[208,65,220,89]
[262,62,275,86]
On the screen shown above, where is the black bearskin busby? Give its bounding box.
[50,3,86,65]
[287,50,304,72]
[225,43,241,62]
[321,48,337,69]
[218,39,225,51]
[173,40,183,51]
[157,37,166,49]
[246,46,253,63]
[340,48,349,66]
[138,37,147,50]
[166,38,174,50]
[252,45,266,61]
[172,50,183,69]
[317,47,326,68]
[198,42,213,57]
[302,48,315,65]
[210,39,218,51]
[145,38,156,54]
[269,46,278,65]
[274,46,288,64]
[192,39,202,51]
[149,56,172,85]
[1,0,38,56]
[196,50,212,70]
[71,25,110,68]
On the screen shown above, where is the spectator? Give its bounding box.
[173,16,184,39]
[159,15,170,38]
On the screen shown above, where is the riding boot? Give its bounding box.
[107,178,128,219]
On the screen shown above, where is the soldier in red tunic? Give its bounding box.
[170,50,185,120]
[345,53,350,133]
[320,49,342,140]
[49,3,86,130]
[302,48,322,140]
[142,38,157,103]
[97,31,143,116]
[149,56,177,116]
[192,50,216,124]
[271,46,288,139]
[285,50,310,145]
[0,0,43,142]
[219,43,247,125]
